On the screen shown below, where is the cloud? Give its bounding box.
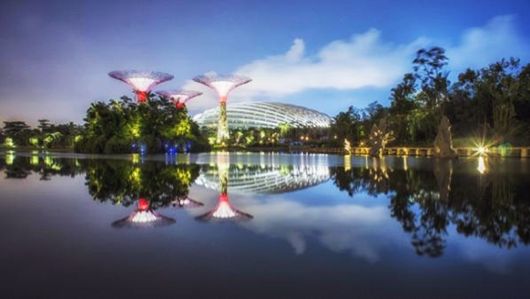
[447,15,529,70]
[185,15,529,115]
[185,30,427,113]
[236,197,405,263]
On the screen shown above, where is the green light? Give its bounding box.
[5,152,15,165]
[29,137,39,146]
[31,155,39,165]
[5,137,15,148]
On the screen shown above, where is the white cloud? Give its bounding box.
[185,30,427,113]
[237,197,406,263]
[185,15,529,115]
[447,15,529,70]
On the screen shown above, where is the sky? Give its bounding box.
[1,0,530,125]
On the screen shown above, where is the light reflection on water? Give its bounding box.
[1,152,530,298]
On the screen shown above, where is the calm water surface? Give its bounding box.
[1,152,529,298]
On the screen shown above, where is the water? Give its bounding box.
[1,152,529,298]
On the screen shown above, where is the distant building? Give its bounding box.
[193,102,332,130]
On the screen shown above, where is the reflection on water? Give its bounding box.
[331,157,530,256]
[477,156,487,174]
[196,153,253,221]
[112,198,176,228]
[1,153,530,252]
[2,152,530,297]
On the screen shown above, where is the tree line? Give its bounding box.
[0,119,82,149]
[75,95,208,154]
[330,47,530,147]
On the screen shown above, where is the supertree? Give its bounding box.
[193,73,251,144]
[196,153,252,222]
[108,70,173,103]
[156,89,202,109]
[111,198,175,228]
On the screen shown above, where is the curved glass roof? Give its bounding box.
[193,102,332,129]
[195,164,330,194]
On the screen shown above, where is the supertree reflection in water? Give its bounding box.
[112,198,175,228]
[83,159,199,227]
[196,153,253,222]
[171,196,204,208]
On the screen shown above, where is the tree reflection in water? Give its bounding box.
[83,159,200,227]
[1,154,529,254]
[330,157,530,257]
[0,154,82,179]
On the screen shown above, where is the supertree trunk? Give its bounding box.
[217,101,230,144]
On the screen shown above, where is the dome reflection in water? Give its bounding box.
[2,152,530,298]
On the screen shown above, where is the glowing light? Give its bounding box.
[108,70,173,103]
[129,167,142,186]
[137,198,150,211]
[344,155,351,171]
[31,155,39,165]
[476,146,488,156]
[5,152,15,165]
[130,210,158,223]
[344,139,352,154]
[128,78,158,92]
[156,90,202,109]
[193,73,251,143]
[477,156,487,174]
[212,195,238,219]
[29,137,39,146]
[193,74,250,100]
[4,137,15,148]
[196,193,252,221]
[131,153,140,164]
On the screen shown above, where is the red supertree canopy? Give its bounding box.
[108,70,174,103]
[156,89,202,109]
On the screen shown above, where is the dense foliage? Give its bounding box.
[1,119,82,149]
[330,48,530,146]
[330,160,530,256]
[75,95,209,154]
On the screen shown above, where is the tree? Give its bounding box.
[3,121,31,146]
[413,47,450,109]
[76,94,207,154]
[331,106,362,145]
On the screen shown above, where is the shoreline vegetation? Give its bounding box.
[1,47,529,155]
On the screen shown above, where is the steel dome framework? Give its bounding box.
[193,102,332,130]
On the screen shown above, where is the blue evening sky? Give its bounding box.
[0,0,529,123]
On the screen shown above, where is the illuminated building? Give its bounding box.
[195,164,330,194]
[112,198,175,228]
[156,89,202,109]
[108,70,173,103]
[193,74,251,143]
[193,102,331,130]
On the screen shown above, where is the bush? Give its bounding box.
[104,136,130,154]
